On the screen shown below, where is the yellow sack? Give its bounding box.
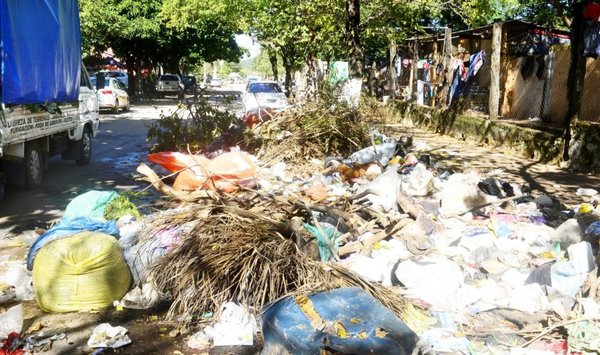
[33,231,132,312]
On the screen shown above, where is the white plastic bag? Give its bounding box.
[0,262,34,301]
[206,302,256,346]
[401,163,434,197]
[87,323,131,348]
[0,304,23,340]
[358,165,401,212]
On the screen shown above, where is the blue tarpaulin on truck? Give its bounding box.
[0,0,81,104]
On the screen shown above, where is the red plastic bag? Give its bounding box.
[171,151,257,193]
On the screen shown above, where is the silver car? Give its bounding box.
[155,74,184,98]
[243,81,289,112]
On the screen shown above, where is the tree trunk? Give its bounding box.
[126,55,136,98]
[281,44,296,98]
[135,60,142,98]
[268,49,279,81]
[345,0,363,79]
[306,53,318,100]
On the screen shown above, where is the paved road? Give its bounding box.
[0,101,176,237]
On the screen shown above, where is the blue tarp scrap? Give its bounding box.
[0,0,81,104]
[26,217,119,270]
[261,287,419,355]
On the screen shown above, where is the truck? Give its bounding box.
[0,0,100,195]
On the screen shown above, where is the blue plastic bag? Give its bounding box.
[27,217,118,270]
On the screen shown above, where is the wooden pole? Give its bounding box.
[389,41,397,100]
[408,40,417,101]
[432,38,439,107]
[442,27,453,107]
[488,21,502,120]
[564,2,586,160]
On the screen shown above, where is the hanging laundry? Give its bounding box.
[448,51,485,105]
[583,21,600,58]
[583,3,600,21]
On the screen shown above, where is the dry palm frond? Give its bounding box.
[147,204,425,329]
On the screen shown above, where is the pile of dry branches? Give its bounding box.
[251,101,372,172]
[144,203,427,329]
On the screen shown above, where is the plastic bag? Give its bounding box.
[0,305,23,340]
[63,190,119,220]
[87,323,131,348]
[357,164,401,212]
[147,152,210,173]
[27,217,119,270]
[173,151,257,192]
[401,163,434,196]
[32,231,132,312]
[0,262,34,301]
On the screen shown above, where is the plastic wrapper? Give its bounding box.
[0,305,23,340]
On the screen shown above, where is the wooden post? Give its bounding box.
[488,21,502,120]
[408,40,417,101]
[432,38,439,107]
[442,27,453,107]
[564,2,586,160]
[389,41,397,100]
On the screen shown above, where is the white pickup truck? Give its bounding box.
[0,1,100,193]
[0,66,99,188]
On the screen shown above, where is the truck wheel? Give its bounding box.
[76,128,92,166]
[24,141,43,188]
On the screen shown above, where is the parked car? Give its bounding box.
[95,77,130,113]
[98,70,128,89]
[210,78,223,87]
[182,75,198,93]
[243,81,289,112]
[155,74,184,98]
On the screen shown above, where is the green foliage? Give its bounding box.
[79,0,242,75]
[459,0,522,27]
[104,195,142,220]
[147,97,242,153]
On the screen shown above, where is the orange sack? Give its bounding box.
[147,152,210,173]
[152,151,257,193]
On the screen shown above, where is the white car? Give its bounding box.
[95,77,130,113]
[98,70,128,89]
[243,81,289,112]
[210,78,223,87]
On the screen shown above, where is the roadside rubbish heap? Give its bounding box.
[2,106,600,354]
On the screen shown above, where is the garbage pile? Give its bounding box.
[3,114,600,354]
[135,122,600,353]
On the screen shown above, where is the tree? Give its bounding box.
[79,0,242,95]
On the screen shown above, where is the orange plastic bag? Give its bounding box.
[147,152,210,173]
[172,151,257,193]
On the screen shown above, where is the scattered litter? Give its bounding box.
[187,330,210,350]
[87,323,131,349]
[576,188,598,197]
[205,302,256,347]
[0,305,23,340]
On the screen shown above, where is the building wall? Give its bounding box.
[581,57,600,123]
[500,49,569,125]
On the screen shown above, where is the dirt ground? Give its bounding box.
[3,105,600,354]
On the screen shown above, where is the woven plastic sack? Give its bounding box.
[32,231,132,312]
